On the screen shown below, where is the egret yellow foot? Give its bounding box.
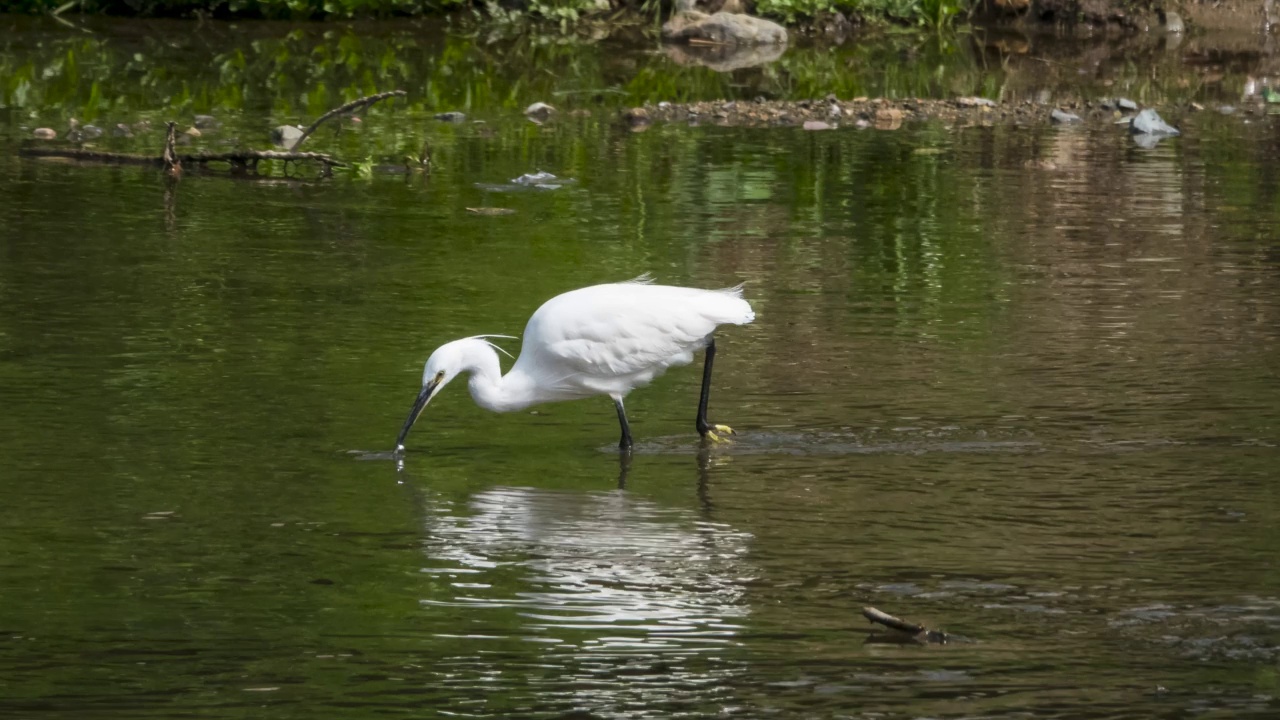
[703,424,736,443]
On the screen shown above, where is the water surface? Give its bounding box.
[2,16,1279,719]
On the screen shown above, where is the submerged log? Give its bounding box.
[18,147,345,170]
[862,606,950,644]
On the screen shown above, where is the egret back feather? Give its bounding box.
[509,281,754,402]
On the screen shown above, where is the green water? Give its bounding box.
[2,14,1279,720]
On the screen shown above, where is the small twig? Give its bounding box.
[292,90,407,150]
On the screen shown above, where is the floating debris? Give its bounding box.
[473,171,574,192]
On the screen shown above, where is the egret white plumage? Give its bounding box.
[395,276,755,451]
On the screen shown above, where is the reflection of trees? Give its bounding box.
[415,484,754,716]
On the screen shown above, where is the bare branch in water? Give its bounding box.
[293,90,407,150]
[861,606,950,644]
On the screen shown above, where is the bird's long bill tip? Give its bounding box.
[395,382,436,450]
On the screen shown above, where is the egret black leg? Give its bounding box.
[696,338,719,438]
[614,397,634,452]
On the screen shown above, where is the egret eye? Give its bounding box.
[435,371,445,382]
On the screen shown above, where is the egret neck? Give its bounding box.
[456,340,539,413]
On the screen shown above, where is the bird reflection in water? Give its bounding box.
[409,457,752,716]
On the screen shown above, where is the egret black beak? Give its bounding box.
[395,378,440,450]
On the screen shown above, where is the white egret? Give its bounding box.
[395,276,754,452]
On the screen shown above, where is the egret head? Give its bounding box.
[394,336,515,451]
[395,343,464,450]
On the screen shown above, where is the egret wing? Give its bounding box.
[513,283,750,394]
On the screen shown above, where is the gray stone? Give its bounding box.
[663,11,788,45]
[434,111,467,123]
[1161,10,1184,33]
[1051,108,1082,124]
[1118,98,1139,111]
[194,114,219,129]
[32,127,56,140]
[523,102,555,122]
[1130,108,1180,136]
[1218,105,1237,115]
[271,124,303,149]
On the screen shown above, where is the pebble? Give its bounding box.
[32,127,56,139]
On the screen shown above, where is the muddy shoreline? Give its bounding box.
[623,95,1251,130]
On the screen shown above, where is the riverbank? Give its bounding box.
[0,0,1223,31]
[622,95,1214,131]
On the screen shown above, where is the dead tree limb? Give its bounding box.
[293,89,407,150]
[861,606,949,644]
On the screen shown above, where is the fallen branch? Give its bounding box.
[19,147,345,170]
[17,89,401,178]
[293,89,407,150]
[861,606,949,644]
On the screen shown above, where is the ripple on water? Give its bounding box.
[626,427,1043,457]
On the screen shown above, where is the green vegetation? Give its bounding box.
[6,0,972,26]
[753,0,967,27]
